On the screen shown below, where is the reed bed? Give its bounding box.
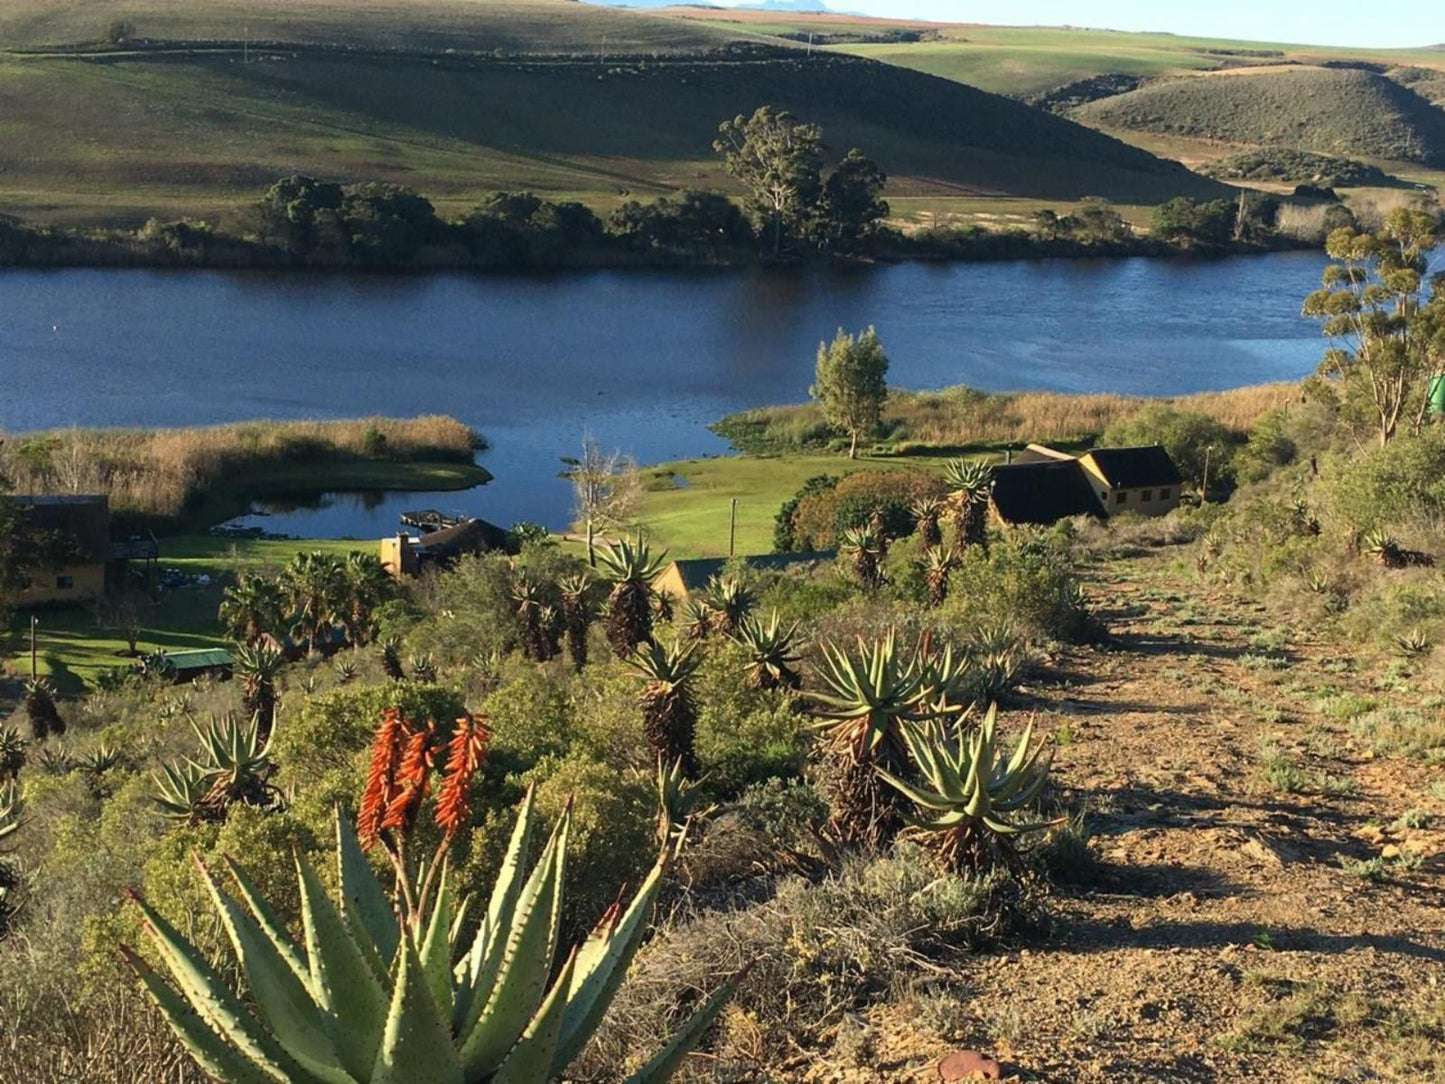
[0,416,478,518]
[716,383,1300,453]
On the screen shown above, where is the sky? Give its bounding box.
[708,2,1444,50]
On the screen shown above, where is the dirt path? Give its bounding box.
[857,543,1445,1083]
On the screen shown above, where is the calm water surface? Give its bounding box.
[0,254,1329,534]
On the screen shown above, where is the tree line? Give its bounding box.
[0,106,1318,272]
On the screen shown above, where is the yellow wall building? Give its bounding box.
[9,495,111,605]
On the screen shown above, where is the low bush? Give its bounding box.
[577,845,1031,1080]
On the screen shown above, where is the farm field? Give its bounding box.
[0,0,1222,225]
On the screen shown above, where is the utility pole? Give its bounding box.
[30,615,38,680]
[1201,445,1213,504]
[728,498,738,557]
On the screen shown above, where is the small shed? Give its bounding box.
[143,648,235,683]
[653,552,835,601]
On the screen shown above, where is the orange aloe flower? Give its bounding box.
[381,721,436,834]
[358,708,406,848]
[436,713,492,839]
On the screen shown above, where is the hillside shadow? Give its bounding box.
[1052,914,1445,963]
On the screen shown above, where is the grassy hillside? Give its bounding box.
[1075,67,1445,167]
[657,11,1445,96]
[0,20,1225,224]
[0,0,763,55]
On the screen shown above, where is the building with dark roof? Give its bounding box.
[380,518,510,577]
[989,445,1183,526]
[1078,446,1184,518]
[654,552,835,601]
[990,459,1105,526]
[5,494,110,603]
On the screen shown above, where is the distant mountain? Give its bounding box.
[590,1,835,11]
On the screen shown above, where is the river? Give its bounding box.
[0,252,1330,535]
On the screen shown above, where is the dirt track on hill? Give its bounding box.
[809,542,1445,1083]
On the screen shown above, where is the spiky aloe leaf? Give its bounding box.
[418,859,457,1020]
[296,848,388,1080]
[121,945,279,1084]
[370,936,463,1084]
[454,787,536,1032]
[195,860,351,1084]
[492,948,579,1084]
[335,808,400,973]
[458,812,569,1077]
[620,968,745,1084]
[552,853,669,1072]
[223,855,309,987]
[130,893,307,1082]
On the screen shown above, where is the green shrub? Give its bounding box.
[940,533,1086,641]
[1330,427,1445,533]
[693,641,806,793]
[1236,408,1300,483]
[773,473,839,551]
[1103,404,1237,491]
[521,753,655,938]
[787,469,947,551]
[273,679,467,801]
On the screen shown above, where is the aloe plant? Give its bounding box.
[596,539,669,657]
[878,703,1053,872]
[23,678,65,742]
[152,715,278,824]
[731,610,802,691]
[943,459,993,550]
[922,545,958,608]
[807,630,966,842]
[839,526,883,590]
[702,573,754,637]
[626,638,704,778]
[0,727,25,782]
[512,575,552,662]
[380,636,406,681]
[125,710,738,1084]
[557,573,594,671]
[235,637,286,742]
[909,495,945,552]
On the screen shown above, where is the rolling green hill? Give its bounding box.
[1074,67,1445,168]
[0,0,763,56]
[0,1,1227,225]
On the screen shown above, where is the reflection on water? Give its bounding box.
[1,254,1333,537]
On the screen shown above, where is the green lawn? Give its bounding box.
[6,536,376,692]
[637,450,968,560]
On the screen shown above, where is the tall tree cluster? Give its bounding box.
[714,106,889,254]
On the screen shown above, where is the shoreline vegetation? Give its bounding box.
[712,382,1300,456]
[0,173,1324,275]
[0,416,487,534]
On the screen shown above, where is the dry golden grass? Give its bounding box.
[719,382,1299,453]
[0,416,477,518]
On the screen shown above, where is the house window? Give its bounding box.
[56,575,74,590]
[1141,489,1153,502]
[1114,492,1127,505]
[1160,488,1171,500]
